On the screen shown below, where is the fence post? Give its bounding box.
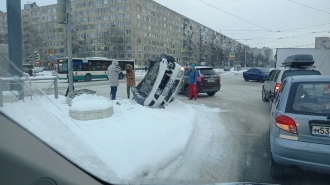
[54,77,58,99]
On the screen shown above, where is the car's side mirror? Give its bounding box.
[266,94,275,100]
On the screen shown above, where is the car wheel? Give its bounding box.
[84,74,92,81]
[262,88,269,102]
[244,76,249,81]
[270,154,284,179]
[185,86,190,97]
[207,92,216,96]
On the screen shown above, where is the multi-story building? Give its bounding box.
[0,0,248,67]
[315,37,330,49]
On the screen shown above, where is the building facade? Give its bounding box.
[0,0,249,67]
[315,37,330,49]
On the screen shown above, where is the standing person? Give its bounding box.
[144,66,148,72]
[125,64,136,99]
[188,64,198,100]
[108,60,122,100]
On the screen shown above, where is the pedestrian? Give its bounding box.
[144,66,148,72]
[188,64,198,100]
[125,64,136,99]
[108,60,122,100]
[65,73,75,97]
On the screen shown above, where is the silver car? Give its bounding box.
[267,75,330,178]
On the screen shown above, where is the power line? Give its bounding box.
[288,0,330,15]
[198,0,272,31]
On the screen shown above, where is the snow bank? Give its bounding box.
[70,94,113,111]
[0,95,218,183]
[220,70,247,76]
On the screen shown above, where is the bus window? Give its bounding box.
[73,59,82,71]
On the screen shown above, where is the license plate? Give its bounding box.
[312,126,330,137]
[207,79,215,82]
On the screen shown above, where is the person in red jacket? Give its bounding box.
[188,64,198,100]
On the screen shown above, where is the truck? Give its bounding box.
[275,48,330,75]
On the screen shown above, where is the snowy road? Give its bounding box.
[25,74,330,184]
[170,75,329,185]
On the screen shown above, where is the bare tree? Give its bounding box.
[102,26,122,58]
[22,24,43,64]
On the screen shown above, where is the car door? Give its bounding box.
[255,69,262,80]
[248,69,256,80]
[181,68,190,91]
[264,70,276,93]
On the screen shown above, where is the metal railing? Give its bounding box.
[0,76,58,107]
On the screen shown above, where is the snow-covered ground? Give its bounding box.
[135,69,147,76]
[214,68,247,76]
[0,93,221,184]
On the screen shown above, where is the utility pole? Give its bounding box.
[66,0,73,92]
[244,46,247,68]
[7,0,23,99]
[227,41,231,68]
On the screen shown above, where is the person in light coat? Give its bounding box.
[125,64,136,99]
[107,60,122,100]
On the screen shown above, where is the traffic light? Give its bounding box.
[34,53,40,60]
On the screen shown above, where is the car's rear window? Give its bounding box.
[286,82,330,116]
[260,68,270,73]
[198,69,217,75]
[281,70,321,81]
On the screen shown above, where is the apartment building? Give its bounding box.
[0,0,248,67]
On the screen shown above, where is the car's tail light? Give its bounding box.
[274,83,281,94]
[325,84,329,90]
[275,115,297,134]
[197,77,202,84]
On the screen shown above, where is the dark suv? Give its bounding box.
[180,66,221,96]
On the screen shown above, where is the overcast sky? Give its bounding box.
[1,0,329,50]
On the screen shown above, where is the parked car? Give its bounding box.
[262,54,322,103]
[180,66,221,97]
[267,75,330,178]
[131,55,183,108]
[242,68,270,82]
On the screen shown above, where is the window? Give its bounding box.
[117,5,123,11]
[110,6,116,12]
[118,14,123,19]
[118,22,123,27]
[96,0,101,6]
[125,5,130,10]
[126,21,131,26]
[137,14,141,19]
[127,53,132,58]
[104,15,108,20]
[281,70,321,82]
[125,13,130,18]
[138,45,142,51]
[110,15,115,20]
[103,0,108,4]
[126,29,131,34]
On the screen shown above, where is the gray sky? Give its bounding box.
[1,0,329,50]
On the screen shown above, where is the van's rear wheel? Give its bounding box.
[85,74,92,81]
[119,73,124,79]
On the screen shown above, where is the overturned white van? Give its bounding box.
[132,55,184,108]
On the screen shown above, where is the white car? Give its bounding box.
[132,55,183,108]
